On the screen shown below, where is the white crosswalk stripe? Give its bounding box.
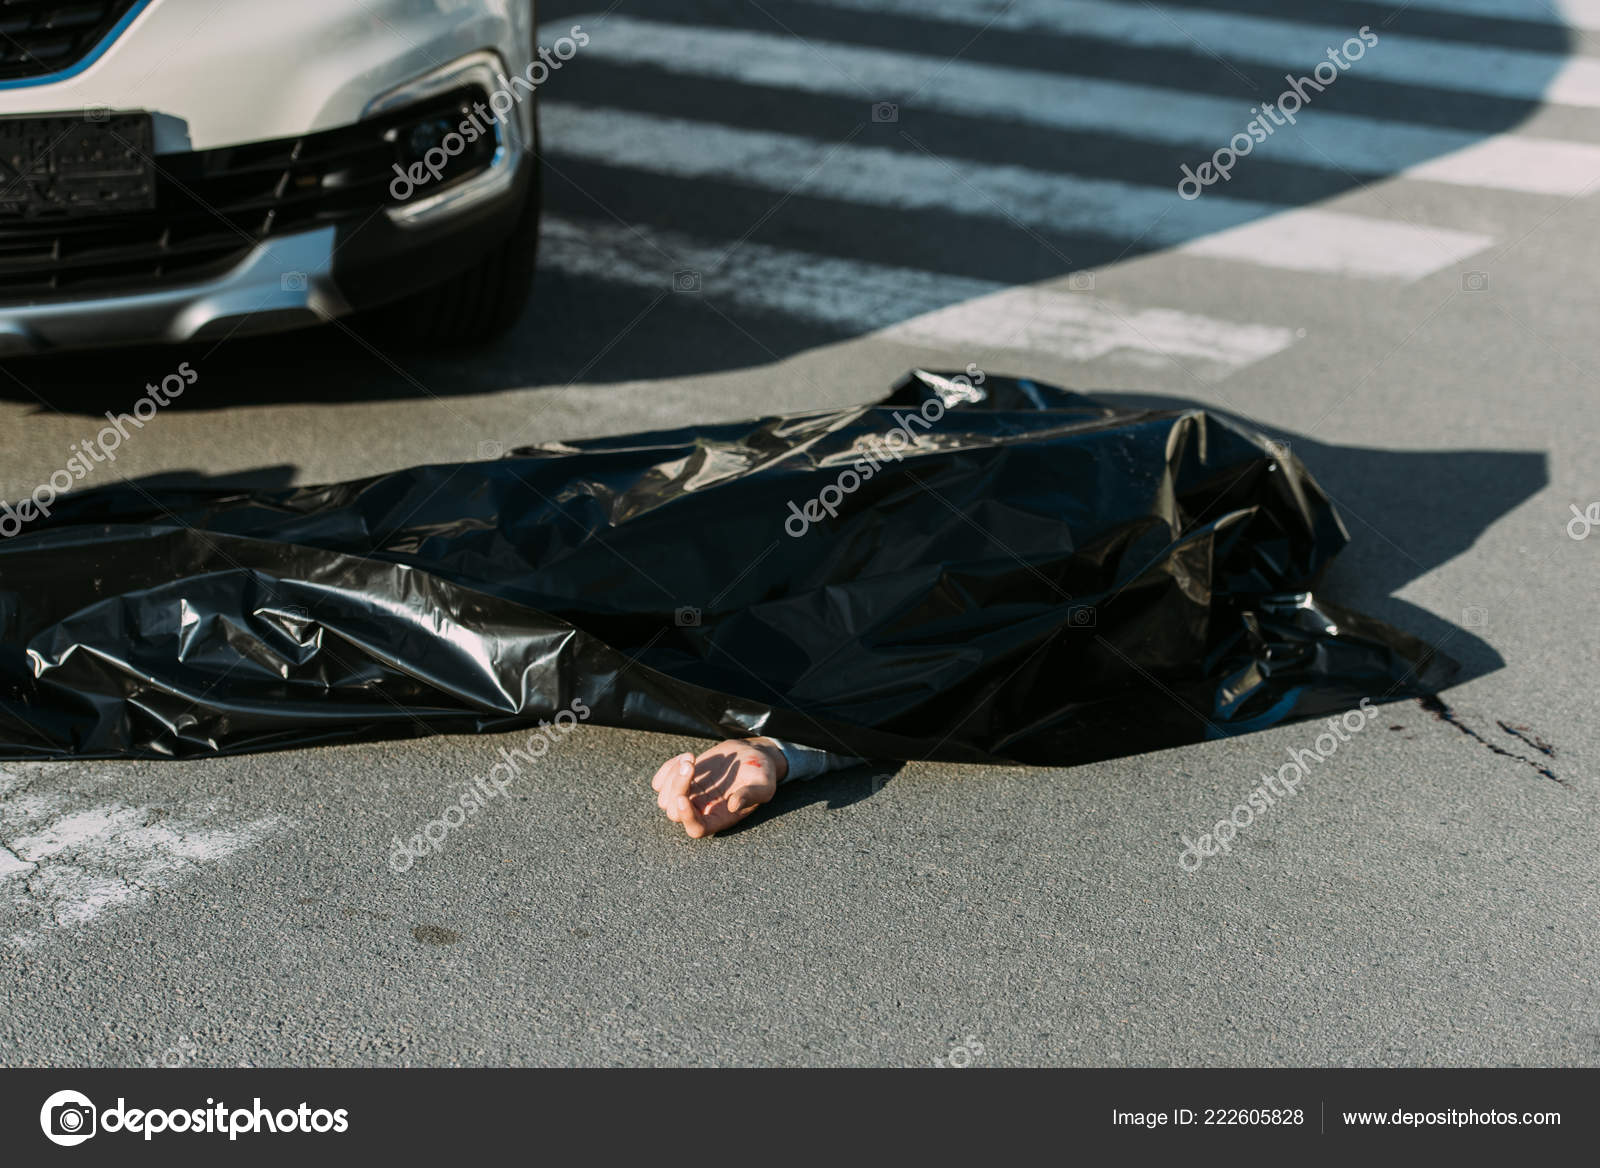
[543,103,1493,280]
[0,764,286,951]
[573,15,1600,198]
[795,0,1600,107]
[542,3,1600,379]
[540,216,1297,379]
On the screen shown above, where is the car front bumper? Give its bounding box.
[0,151,536,356]
[0,1,542,354]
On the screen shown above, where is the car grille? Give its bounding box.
[0,0,142,81]
[0,88,492,302]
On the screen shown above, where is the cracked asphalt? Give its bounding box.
[2,0,1598,1066]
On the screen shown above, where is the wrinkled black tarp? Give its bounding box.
[0,371,1453,762]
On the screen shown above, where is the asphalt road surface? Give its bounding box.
[3,0,1599,1066]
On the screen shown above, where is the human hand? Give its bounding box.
[650,737,786,838]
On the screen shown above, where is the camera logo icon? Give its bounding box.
[40,1090,97,1146]
[83,106,111,123]
[1067,605,1097,627]
[1462,271,1489,292]
[674,606,701,627]
[672,269,701,293]
[871,101,898,123]
[281,271,309,292]
[1568,501,1600,541]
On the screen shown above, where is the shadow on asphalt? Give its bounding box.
[1098,392,1548,684]
[723,762,906,837]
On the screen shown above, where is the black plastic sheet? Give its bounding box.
[0,370,1453,763]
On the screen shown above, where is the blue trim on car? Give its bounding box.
[0,0,154,91]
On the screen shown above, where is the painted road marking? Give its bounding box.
[540,215,1298,379]
[574,15,1600,197]
[0,764,286,951]
[795,0,1600,108]
[543,103,1493,279]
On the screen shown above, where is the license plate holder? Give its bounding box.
[0,111,157,219]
